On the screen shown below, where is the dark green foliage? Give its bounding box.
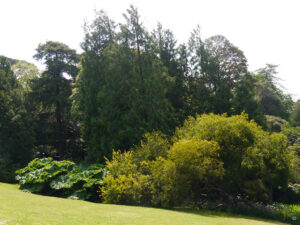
[73,7,174,163]
[232,74,265,126]
[34,41,79,81]
[152,24,188,126]
[71,6,298,165]
[187,30,249,115]
[28,41,82,160]
[16,158,106,201]
[0,56,34,182]
[16,158,74,193]
[71,11,117,163]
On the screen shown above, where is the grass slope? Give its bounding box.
[0,183,286,225]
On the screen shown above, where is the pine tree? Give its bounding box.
[29,41,80,159]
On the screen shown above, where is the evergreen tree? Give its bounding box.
[232,74,265,125]
[72,10,116,163]
[0,56,34,182]
[29,41,80,159]
[73,6,173,163]
[152,23,188,126]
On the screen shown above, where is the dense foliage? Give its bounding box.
[0,6,299,217]
[16,158,106,201]
[0,56,34,182]
[101,114,298,207]
[28,41,82,160]
[70,6,296,164]
[72,8,175,163]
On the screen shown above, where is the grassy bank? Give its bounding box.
[0,183,288,225]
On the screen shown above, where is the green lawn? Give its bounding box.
[0,183,287,225]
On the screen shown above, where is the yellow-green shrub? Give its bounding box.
[174,113,296,202]
[101,114,298,206]
[147,140,225,207]
[101,151,151,205]
[169,140,224,183]
[133,131,170,162]
[148,157,176,207]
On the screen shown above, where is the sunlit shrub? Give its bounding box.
[101,151,151,205]
[133,131,170,162]
[174,113,296,202]
[101,114,298,207]
[148,157,176,207]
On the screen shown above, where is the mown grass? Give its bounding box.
[0,182,288,225]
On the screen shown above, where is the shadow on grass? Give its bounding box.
[170,207,286,224]
[107,203,287,224]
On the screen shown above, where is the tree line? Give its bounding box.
[0,5,299,182]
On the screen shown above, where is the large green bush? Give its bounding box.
[16,158,106,201]
[167,140,224,202]
[101,114,298,207]
[173,113,296,202]
[101,151,151,205]
[102,132,172,206]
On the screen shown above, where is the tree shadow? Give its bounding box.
[170,207,286,224]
